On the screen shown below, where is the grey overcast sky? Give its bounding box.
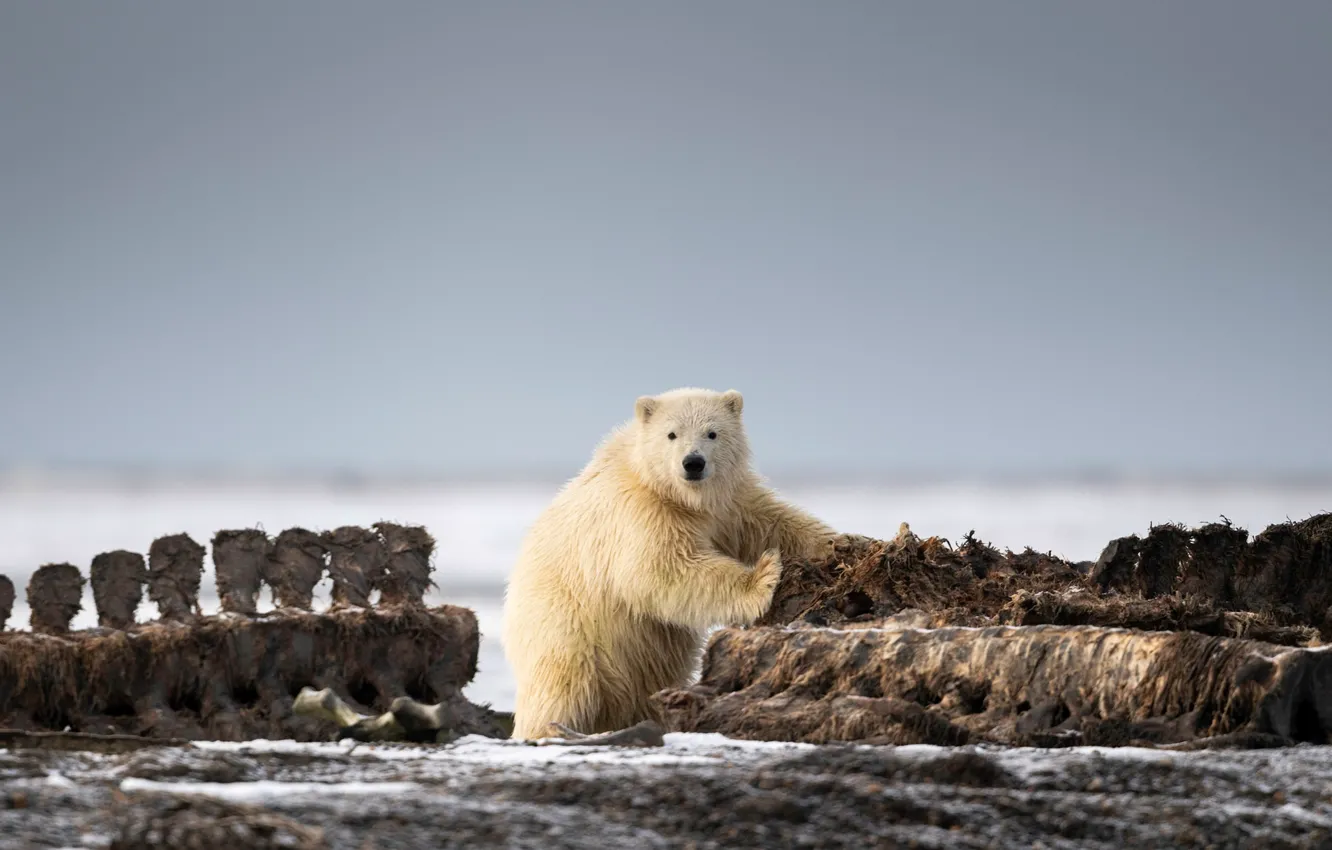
[1,1,1330,479]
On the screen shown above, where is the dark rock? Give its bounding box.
[26,562,85,634]
[0,574,14,630]
[265,529,326,610]
[211,530,271,615]
[320,526,384,608]
[374,522,436,606]
[146,534,205,621]
[90,550,147,629]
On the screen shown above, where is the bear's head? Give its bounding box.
[630,387,751,509]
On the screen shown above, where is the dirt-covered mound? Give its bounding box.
[657,620,1332,748]
[653,514,1332,749]
[0,522,492,746]
[0,605,507,742]
[761,514,1332,645]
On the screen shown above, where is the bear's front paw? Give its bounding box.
[829,532,877,560]
[818,534,840,560]
[753,547,783,595]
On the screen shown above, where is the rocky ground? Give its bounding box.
[4,732,1332,849]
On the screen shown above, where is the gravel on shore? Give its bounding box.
[4,732,1332,849]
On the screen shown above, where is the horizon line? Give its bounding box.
[5,461,1332,490]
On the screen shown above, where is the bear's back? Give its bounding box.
[509,432,640,584]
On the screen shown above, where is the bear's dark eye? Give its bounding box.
[708,431,717,440]
[667,432,677,440]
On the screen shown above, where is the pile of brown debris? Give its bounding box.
[657,513,1332,749]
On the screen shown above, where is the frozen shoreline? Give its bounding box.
[6,732,1332,848]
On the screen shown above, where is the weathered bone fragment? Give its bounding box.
[211,529,271,615]
[146,534,205,621]
[265,528,326,610]
[0,574,14,630]
[293,687,408,741]
[90,550,147,629]
[321,526,384,608]
[543,720,666,747]
[293,684,513,744]
[656,622,1332,748]
[374,522,436,605]
[26,562,85,634]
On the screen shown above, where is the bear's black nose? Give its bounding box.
[682,454,707,479]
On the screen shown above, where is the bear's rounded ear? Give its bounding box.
[635,395,656,423]
[722,389,743,415]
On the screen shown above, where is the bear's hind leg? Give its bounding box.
[590,677,662,735]
[512,656,602,740]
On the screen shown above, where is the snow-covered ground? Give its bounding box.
[9,731,1332,849]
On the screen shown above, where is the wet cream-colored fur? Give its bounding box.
[501,387,838,740]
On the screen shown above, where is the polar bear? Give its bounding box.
[501,387,840,740]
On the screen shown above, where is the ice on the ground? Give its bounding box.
[118,777,422,802]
